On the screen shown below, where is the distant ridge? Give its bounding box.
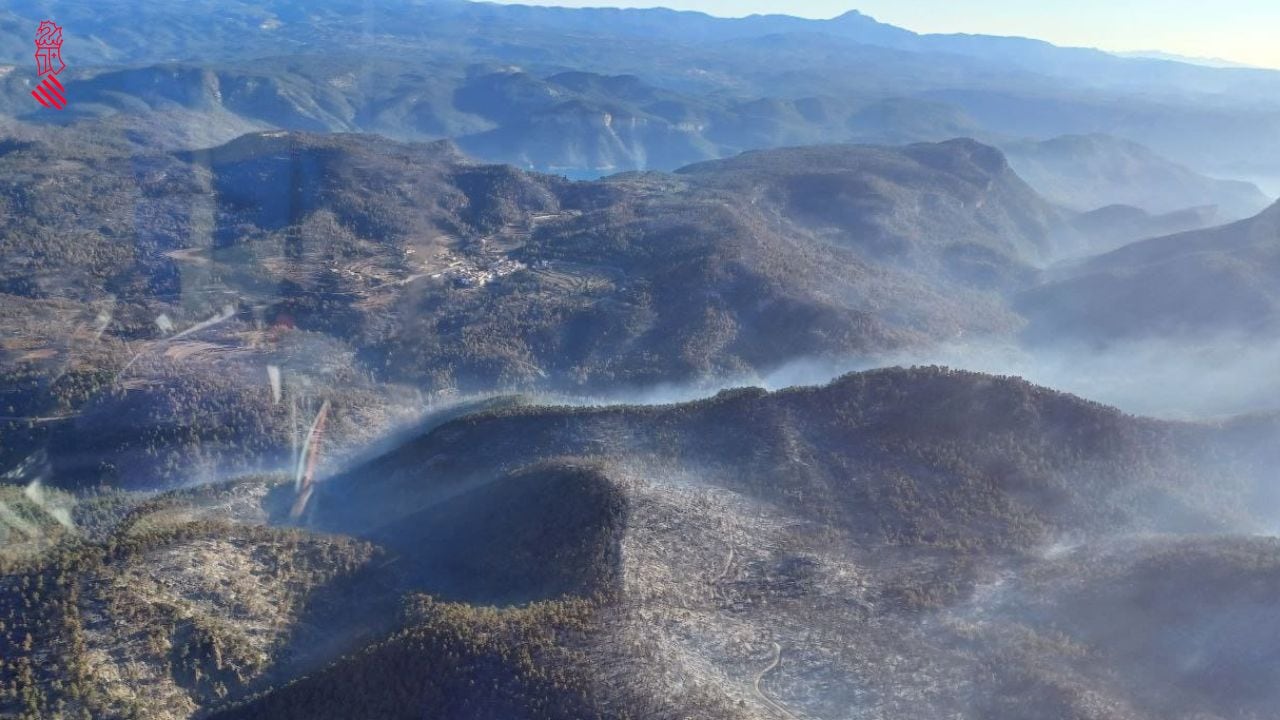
[1115,50,1263,69]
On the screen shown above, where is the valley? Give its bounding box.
[1,2,1279,719]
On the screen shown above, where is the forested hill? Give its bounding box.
[9,367,1274,720]
[2,133,1083,491]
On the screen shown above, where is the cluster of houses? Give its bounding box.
[427,250,526,288]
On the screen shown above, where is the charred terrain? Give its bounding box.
[1,130,1072,489]
[3,369,1280,720]
[1,125,1279,720]
[3,1,1280,719]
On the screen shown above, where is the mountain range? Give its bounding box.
[3,3,1280,720]
[1,0,1279,189]
[3,128,1279,488]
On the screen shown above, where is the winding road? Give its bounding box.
[754,642,801,720]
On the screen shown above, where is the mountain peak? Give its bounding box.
[904,137,1012,179]
[818,8,919,42]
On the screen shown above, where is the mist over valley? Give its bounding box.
[1,2,1279,719]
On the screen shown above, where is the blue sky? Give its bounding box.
[484,0,1280,69]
